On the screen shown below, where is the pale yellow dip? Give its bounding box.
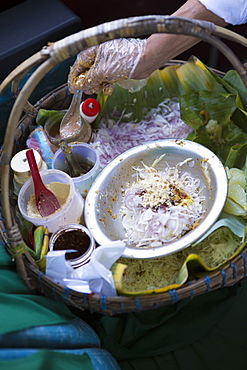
[27,182,70,218]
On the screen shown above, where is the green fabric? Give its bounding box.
[3,235,247,370]
[0,350,93,370]
[0,241,75,335]
[78,281,247,370]
[117,283,247,369]
[95,285,239,360]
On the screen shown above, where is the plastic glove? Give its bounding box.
[68,38,146,96]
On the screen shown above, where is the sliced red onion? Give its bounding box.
[120,159,206,248]
[91,98,193,168]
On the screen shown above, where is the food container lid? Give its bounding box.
[11,149,43,175]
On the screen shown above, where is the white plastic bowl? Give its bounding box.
[18,169,84,233]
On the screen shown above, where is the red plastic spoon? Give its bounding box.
[26,149,61,217]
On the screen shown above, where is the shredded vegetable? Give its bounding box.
[118,225,241,292]
[120,157,206,248]
[91,98,193,167]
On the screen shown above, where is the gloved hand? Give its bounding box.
[68,38,146,96]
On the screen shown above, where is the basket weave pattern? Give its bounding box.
[1,16,247,314]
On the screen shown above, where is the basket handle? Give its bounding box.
[1,15,247,265]
[1,16,247,97]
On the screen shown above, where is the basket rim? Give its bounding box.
[1,63,246,315]
[1,15,247,314]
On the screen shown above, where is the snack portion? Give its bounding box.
[121,157,206,248]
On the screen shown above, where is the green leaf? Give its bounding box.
[192,212,245,245]
[36,109,59,126]
[223,70,247,110]
[95,66,184,126]
[183,57,247,132]
[179,90,247,166]
[180,90,236,129]
[176,57,227,94]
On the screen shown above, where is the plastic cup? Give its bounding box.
[49,224,95,268]
[52,142,100,197]
[18,169,84,233]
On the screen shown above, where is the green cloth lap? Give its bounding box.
[86,281,247,369]
[0,241,75,335]
[2,232,247,370]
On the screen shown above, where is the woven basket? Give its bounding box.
[1,16,247,315]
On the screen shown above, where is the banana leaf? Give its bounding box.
[180,90,247,165]
[36,109,61,126]
[176,57,226,94]
[103,69,247,167]
[94,67,183,126]
[177,224,247,283]
[112,214,247,296]
[223,70,247,110]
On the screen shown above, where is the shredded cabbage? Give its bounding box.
[120,158,206,248]
[118,226,241,292]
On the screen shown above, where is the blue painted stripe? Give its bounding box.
[51,287,57,300]
[187,281,194,299]
[220,269,227,287]
[229,262,237,279]
[120,300,126,313]
[240,253,247,277]
[38,272,44,293]
[152,301,159,309]
[135,296,142,311]
[82,293,87,309]
[204,275,211,291]
[51,92,57,103]
[19,123,24,135]
[100,295,107,311]
[169,289,179,304]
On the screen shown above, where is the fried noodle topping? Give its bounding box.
[120,157,206,247]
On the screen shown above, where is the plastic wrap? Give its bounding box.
[68,38,147,95]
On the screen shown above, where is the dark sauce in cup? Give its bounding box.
[53,229,91,260]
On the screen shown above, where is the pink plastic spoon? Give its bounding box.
[26,149,61,217]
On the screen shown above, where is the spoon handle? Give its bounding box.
[26,148,44,191]
[59,90,83,137]
[59,139,87,177]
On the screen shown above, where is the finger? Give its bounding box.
[70,46,98,78]
[102,83,114,96]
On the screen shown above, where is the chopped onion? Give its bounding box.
[120,158,206,248]
[91,98,193,168]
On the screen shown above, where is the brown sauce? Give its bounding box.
[53,229,90,260]
[63,159,94,177]
[48,121,62,139]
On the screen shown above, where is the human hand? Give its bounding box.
[68,38,146,95]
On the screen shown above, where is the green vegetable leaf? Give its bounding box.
[180,90,247,165]
[36,109,59,126]
[180,90,236,129]
[223,70,247,110]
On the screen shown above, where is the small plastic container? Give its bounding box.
[11,149,47,195]
[18,169,84,233]
[49,224,95,268]
[44,110,92,149]
[52,142,100,197]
